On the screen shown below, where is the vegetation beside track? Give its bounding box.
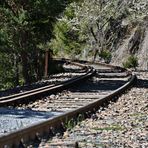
[1,0,147,89]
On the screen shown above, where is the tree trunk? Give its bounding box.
[44,50,49,78]
[14,53,19,86]
[21,51,30,84]
[93,49,99,62]
[38,51,44,80]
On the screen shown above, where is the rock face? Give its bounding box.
[111,30,134,67]
[111,21,148,70]
[138,29,148,70]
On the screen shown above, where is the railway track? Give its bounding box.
[0,59,87,96]
[0,59,137,147]
[0,59,92,106]
[25,73,130,113]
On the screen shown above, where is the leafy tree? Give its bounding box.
[50,0,148,61]
[0,0,73,89]
[50,2,86,58]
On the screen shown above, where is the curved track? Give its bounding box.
[0,60,93,106]
[0,59,137,147]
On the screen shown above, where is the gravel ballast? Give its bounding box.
[36,72,148,148]
[0,108,62,136]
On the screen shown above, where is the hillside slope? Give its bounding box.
[138,29,148,70]
[50,0,148,70]
[112,21,148,70]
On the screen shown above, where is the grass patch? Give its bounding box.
[93,125,125,131]
[123,55,138,69]
[129,113,146,117]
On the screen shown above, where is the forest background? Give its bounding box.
[0,0,147,90]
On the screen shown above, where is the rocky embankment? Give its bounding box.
[112,19,148,70]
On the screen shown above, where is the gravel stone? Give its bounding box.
[38,72,148,148]
[0,108,62,135]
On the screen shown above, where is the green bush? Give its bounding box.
[123,55,138,69]
[99,50,112,63]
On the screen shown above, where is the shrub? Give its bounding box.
[99,50,112,63]
[123,55,138,69]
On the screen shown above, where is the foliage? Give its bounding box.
[99,50,112,63]
[50,0,148,61]
[50,2,86,58]
[0,0,147,89]
[50,0,128,59]
[93,124,125,131]
[65,114,84,130]
[123,55,138,69]
[0,53,15,89]
[0,0,73,90]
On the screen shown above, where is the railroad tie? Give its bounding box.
[48,141,79,148]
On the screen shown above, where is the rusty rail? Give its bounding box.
[0,60,95,106]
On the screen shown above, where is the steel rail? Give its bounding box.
[0,58,120,106]
[0,63,137,148]
[56,58,131,77]
[57,58,127,71]
[0,61,94,106]
[96,72,130,78]
[0,60,85,101]
[0,70,87,102]
[0,70,95,106]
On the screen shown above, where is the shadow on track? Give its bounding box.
[136,79,148,89]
